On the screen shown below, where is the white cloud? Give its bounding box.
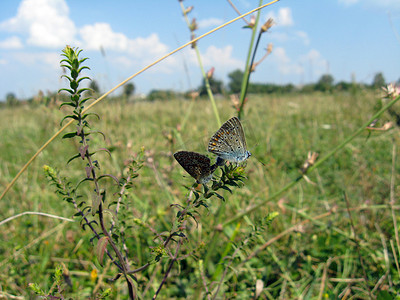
[79,23,168,60]
[12,51,60,68]
[198,18,224,29]
[269,32,289,42]
[266,7,294,27]
[0,0,171,66]
[338,0,359,5]
[339,0,400,10]
[272,47,303,75]
[300,49,328,77]
[270,30,310,45]
[79,23,131,52]
[295,31,310,46]
[197,45,242,70]
[0,36,23,49]
[0,0,76,48]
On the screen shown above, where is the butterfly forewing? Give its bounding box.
[208,117,250,162]
[174,151,213,184]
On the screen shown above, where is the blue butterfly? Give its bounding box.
[208,117,251,163]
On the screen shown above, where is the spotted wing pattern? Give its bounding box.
[174,151,216,184]
[208,117,250,162]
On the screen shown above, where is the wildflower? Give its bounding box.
[261,18,274,33]
[206,67,215,79]
[184,6,193,15]
[382,83,400,99]
[300,151,319,173]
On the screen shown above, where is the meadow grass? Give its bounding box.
[1,89,399,298]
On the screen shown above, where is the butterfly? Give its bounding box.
[174,151,217,184]
[208,117,251,163]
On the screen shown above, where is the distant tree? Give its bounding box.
[147,89,177,101]
[315,74,334,92]
[89,80,100,96]
[123,82,135,99]
[372,72,385,88]
[227,69,244,93]
[301,84,316,93]
[335,81,352,91]
[199,77,224,96]
[6,92,18,106]
[248,83,295,94]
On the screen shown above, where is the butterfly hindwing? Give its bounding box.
[207,117,250,163]
[174,151,214,184]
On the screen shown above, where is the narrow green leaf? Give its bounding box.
[66,153,81,164]
[78,65,90,73]
[62,132,77,139]
[96,148,111,156]
[98,174,120,185]
[58,88,74,94]
[59,64,72,71]
[60,115,78,126]
[82,112,100,121]
[59,102,76,108]
[77,78,91,85]
[221,186,232,193]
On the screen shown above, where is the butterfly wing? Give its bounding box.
[227,116,247,154]
[208,117,248,162]
[174,151,213,183]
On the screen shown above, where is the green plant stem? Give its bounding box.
[179,1,221,126]
[211,222,241,281]
[389,140,400,265]
[223,94,400,227]
[204,204,226,268]
[195,49,221,126]
[238,30,262,119]
[237,0,263,120]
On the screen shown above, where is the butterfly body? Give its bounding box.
[174,151,217,184]
[208,117,251,163]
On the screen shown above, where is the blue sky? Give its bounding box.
[0,0,399,99]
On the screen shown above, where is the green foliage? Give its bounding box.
[315,74,335,92]
[248,82,295,94]
[372,72,386,88]
[5,92,18,106]
[227,69,244,93]
[199,77,224,96]
[123,82,135,98]
[147,89,179,101]
[2,91,400,298]
[89,80,101,96]
[29,265,67,298]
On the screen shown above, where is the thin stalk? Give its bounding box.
[389,140,400,262]
[203,203,226,267]
[237,0,264,120]
[179,1,221,126]
[223,94,400,227]
[238,22,263,119]
[211,222,241,281]
[344,193,372,298]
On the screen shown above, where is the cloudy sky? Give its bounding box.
[0,0,399,99]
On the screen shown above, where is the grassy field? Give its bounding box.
[0,90,399,299]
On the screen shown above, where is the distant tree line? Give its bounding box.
[145,70,393,101]
[0,70,395,105]
[225,69,390,95]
